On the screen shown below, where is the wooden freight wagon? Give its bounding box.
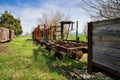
[0,27,9,42]
[9,29,14,40]
[32,25,41,43]
[87,18,120,79]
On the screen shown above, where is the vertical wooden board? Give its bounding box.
[87,22,93,73]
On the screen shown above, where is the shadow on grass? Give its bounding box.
[32,46,87,80]
[23,39,33,47]
[33,48,39,61]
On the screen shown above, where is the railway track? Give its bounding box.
[46,57,113,80]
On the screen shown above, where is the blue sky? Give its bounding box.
[0,0,91,34]
[0,0,44,7]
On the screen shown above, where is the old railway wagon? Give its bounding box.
[32,21,88,60]
[9,29,14,40]
[32,25,41,43]
[0,27,14,42]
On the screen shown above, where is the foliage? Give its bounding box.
[39,11,69,26]
[0,11,23,35]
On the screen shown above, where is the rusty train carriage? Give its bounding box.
[32,21,88,60]
[9,29,14,40]
[50,41,87,60]
[0,27,14,43]
[0,27,9,42]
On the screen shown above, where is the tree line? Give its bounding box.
[0,11,23,35]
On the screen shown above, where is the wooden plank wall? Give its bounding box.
[88,18,120,79]
[92,18,120,74]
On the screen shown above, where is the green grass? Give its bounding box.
[0,36,87,80]
[56,34,87,42]
[67,34,87,42]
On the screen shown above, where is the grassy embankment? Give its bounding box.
[0,35,87,80]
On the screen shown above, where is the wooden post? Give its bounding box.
[87,22,93,74]
[76,21,79,42]
[61,23,64,40]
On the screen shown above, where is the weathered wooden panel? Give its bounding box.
[93,46,120,71]
[88,18,120,79]
[92,18,120,27]
[0,27,9,42]
[93,41,120,49]
[92,18,120,73]
[9,29,14,40]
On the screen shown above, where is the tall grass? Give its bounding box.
[0,36,87,80]
[0,36,66,80]
[56,34,87,42]
[67,34,87,42]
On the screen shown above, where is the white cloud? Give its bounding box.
[0,6,44,34]
[0,0,91,34]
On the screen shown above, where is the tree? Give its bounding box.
[0,11,23,35]
[49,11,65,26]
[80,0,120,20]
[39,11,69,26]
[38,11,70,40]
[80,0,120,36]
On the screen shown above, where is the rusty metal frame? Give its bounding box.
[60,21,74,40]
[50,41,87,57]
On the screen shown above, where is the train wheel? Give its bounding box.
[54,52,63,60]
[75,50,83,60]
[59,53,63,60]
